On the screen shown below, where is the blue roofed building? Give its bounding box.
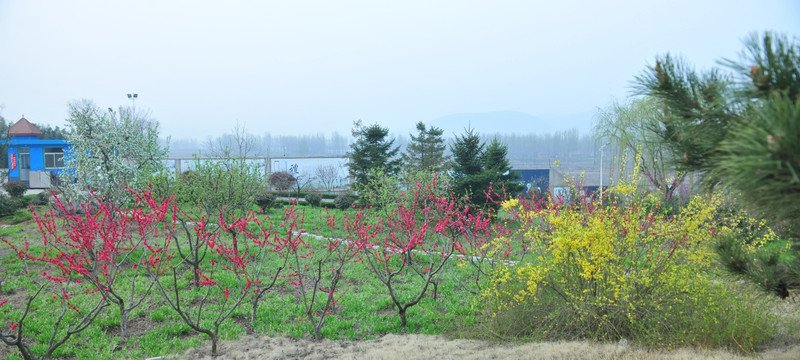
[4,116,70,188]
[514,169,550,196]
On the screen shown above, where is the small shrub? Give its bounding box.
[0,193,24,217]
[3,181,28,198]
[176,170,201,202]
[274,198,307,207]
[305,193,322,207]
[146,169,177,200]
[268,171,296,191]
[176,159,263,216]
[254,191,276,210]
[29,191,50,206]
[333,193,357,210]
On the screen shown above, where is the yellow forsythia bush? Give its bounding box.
[481,185,774,351]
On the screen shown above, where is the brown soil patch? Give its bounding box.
[176,334,800,360]
[102,316,161,339]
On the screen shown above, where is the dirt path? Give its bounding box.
[176,334,800,360]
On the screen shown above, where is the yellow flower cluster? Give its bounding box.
[501,199,520,212]
[481,173,725,335]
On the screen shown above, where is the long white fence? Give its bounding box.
[166,155,350,190]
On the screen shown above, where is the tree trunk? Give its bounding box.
[250,298,258,324]
[192,262,200,286]
[15,342,35,360]
[120,306,129,338]
[313,316,326,340]
[398,307,407,327]
[250,290,265,324]
[211,335,218,356]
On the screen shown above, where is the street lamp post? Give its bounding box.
[599,142,610,200]
[127,93,138,113]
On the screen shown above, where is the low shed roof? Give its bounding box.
[8,116,43,137]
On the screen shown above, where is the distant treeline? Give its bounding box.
[169,128,596,168]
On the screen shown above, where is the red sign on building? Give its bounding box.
[10,154,16,170]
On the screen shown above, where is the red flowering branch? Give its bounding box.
[288,205,373,340]
[0,187,172,360]
[0,274,107,360]
[151,204,289,356]
[0,284,44,360]
[245,205,299,323]
[26,188,175,339]
[168,206,213,286]
[358,179,492,327]
[449,183,529,294]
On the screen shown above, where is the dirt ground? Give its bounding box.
[2,217,798,360]
[177,293,800,360]
[176,334,800,360]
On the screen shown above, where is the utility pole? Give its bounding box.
[599,142,610,200]
[127,93,138,113]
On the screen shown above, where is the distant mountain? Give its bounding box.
[429,110,597,136]
[429,111,547,136]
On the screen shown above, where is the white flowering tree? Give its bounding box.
[60,99,168,205]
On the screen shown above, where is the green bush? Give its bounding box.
[718,234,800,298]
[268,171,296,191]
[176,170,201,203]
[305,193,322,207]
[175,158,263,216]
[274,198,307,207]
[275,190,304,198]
[333,193,357,210]
[29,191,50,206]
[271,191,338,199]
[254,191,276,210]
[481,188,774,352]
[146,169,177,201]
[714,205,800,298]
[0,193,24,217]
[3,181,28,198]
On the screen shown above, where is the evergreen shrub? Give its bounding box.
[304,193,322,207]
[3,181,28,198]
[0,194,23,217]
[333,193,357,210]
[254,191,276,210]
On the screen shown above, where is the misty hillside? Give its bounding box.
[429,111,552,135]
[167,127,598,172]
[430,111,593,136]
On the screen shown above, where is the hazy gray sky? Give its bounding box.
[1,1,798,140]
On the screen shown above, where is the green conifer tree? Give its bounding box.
[482,138,523,197]
[450,127,485,203]
[346,121,401,191]
[0,113,8,168]
[635,31,800,297]
[451,128,521,209]
[401,122,451,173]
[634,31,799,231]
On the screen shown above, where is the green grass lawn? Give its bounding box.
[0,204,483,360]
[1,201,797,359]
